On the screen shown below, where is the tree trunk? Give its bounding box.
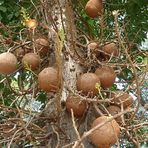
[39,0,96,147]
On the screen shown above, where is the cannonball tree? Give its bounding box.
[0,0,147,147]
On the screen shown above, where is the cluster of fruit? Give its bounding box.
[65,62,133,147]
[0,37,60,92]
[0,40,133,148]
[0,1,134,147]
[65,1,134,147]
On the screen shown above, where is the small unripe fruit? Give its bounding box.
[76,73,100,96]
[89,116,120,148]
[0,52,17,75]
[66,95,88,117]
[22,53,40,70]
[38,67,59,92]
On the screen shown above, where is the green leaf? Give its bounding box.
[37,92,47,104]
[2,86,12,98]
[0,1,4,6]
[0,14,2,21]
[143,57,148,65]
[119,68,133,81]
[15,12,19,17]
[111,84,118,91]
[0,6,6,12]
[7,14,13,20]
[0,82,4,91]
[136,56,143,63]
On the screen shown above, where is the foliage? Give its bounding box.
[0,0,38,41]
[74,0,148,45]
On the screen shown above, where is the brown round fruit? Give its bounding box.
[35,38,49,56]
[87,42,98,50]
[66,95,88,117]
[95,66,116,89]
[76,73,100,96]
[89,116,120,148]
[22,53,40,70]
[112,92,133,109]
[38,67,59,92]
[103,42,119,57]
[25,19,37,29]
[106,105,122,124]
[0,52,17,75]
[85,0,103,18]
[88,42,101,58]
[15,47,25,59]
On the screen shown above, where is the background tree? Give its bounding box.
[0,0,147,147]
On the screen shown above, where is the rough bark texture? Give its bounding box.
[40,0,97,147]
